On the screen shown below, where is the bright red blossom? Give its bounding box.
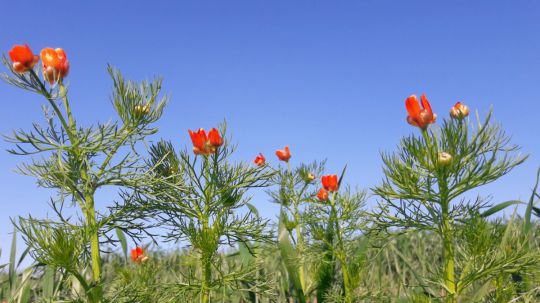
[131,246,148,263]
[405,94,436,129]
[254,153,266,166]
[40,47,69,84]
[321,174,339,192]
[275,146,291,162]
[189,128,208,155]
[208,128,223,147]
[8,44,39,73]
[317,188,328,201]
[188,127,223,155]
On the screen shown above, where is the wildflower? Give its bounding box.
[188,127,222,156]
[321,174,339,192]
[40,47,69,84]
[275,146,291,162]
[254,153,266,166]
[307,173,316,181]
[131,246,148,263]
[405,94,436,129]
[317,188,328,201]
[450,102,470,119]
[208,128,223,148]
[8,44,38,73]
[437,152,452,166]
[189,128,210,155]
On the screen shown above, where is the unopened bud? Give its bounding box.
[285,220,297,232]
[450,102,470,119]
[307,173,316,182]
[134,104,150,116]
[438,152,452,166]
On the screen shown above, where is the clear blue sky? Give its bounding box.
[1,1,539,262]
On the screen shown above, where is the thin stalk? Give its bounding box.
[29,71,76,146]
[422,128,456,302]
[84,193,103,302]
[201,155,212,303]
[330,192,352,303]
[441,202,456,303]
[288,162,306,292]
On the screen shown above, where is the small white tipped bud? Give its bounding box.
[438,152,453,166]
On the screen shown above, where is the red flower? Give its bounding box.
[189,128,209,155]
[131,246,148,263]
[188,127,223,156]
[321,174,338,192]
[254,153,266,166]
[208,128,223,147]
[40,47,69,84]
[8,44,39,73]
[405,94,436,129]
[275,146,291,162]
[317,188,328,201]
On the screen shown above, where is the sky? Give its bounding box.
[1,1,539,264]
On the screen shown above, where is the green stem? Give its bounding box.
[201,155,212,303]
[85,194,103,302]
[422,128,456,302]
[59,84,76,134]
[330,192,352,303]
[29,71,77,146]
[442,202,456,303]
[287,162,306,292]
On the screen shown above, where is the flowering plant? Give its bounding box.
[2,44,167,303]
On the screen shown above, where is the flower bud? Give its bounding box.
[285,220,297,232]
[450,102,470,119]
[437,152,452,166]
[143,104,150,114]
[306,173,316,182]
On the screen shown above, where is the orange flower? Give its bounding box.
[317,188,328,201]
[254,153,266,166]
[208,128,223,147]
[275,146,291,162]
[189,128,209,155]
[450,101,469,119]
[40,47,69,84]
[8,44,39,73]
[405,94,436,129]
[321,174,338,192]
[131,246,148,263]
[188,127,223,156]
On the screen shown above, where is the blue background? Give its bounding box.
[1,1,539,263]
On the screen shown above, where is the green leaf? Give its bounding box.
[480,200,524,217]
[246,202,260,217]
[42,265,55,298]
[116,227,128,261]
[338,164,348,188]
[278,210,306,303]
[9,228,17,291]
[523,167,540,235]
[238,240,254,267]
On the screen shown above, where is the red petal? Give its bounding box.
[405,95,421,117]
[420,94,432,114]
